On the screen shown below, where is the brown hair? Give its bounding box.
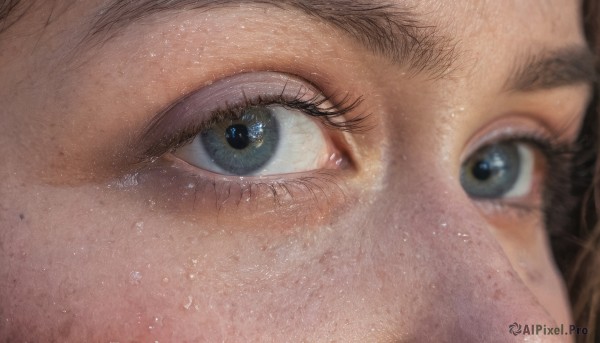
[569,1,600,342]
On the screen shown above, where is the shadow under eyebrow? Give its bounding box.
[83,0,459,80]
[506,46,598,92]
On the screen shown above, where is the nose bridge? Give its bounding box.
[370,172,566,341]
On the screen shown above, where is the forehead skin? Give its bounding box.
[0,0,592,342]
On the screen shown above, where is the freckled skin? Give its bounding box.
[0,0,591,342]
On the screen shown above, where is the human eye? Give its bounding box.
[136,71,368,209]
[174,103,338,176]
[459,129,572,214]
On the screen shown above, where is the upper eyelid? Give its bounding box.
[137,71,368,161]
[138,72,318,154]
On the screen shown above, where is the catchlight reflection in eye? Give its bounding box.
[174,104,334,176]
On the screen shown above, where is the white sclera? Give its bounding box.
[174,105,329,176]
[503,144,534,198]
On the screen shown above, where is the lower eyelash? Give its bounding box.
[136,159,349,215]
[206,171,346,210]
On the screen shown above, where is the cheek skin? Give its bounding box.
[0,168,569,342]
[363,176,569,340]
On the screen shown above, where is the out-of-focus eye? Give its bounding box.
[174,104,333,176]
[460,142,534,199]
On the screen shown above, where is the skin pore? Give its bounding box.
[0,0,595,342]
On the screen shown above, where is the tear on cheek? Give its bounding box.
[107,160,357,231]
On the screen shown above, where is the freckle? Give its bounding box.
[19,213,24,220]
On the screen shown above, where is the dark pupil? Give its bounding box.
[472,160,492,181]
[225,124,250,150]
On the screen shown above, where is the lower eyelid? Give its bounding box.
[125,157,354,226]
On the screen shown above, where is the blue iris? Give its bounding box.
[200,107,280,175]
[460,142,520,198]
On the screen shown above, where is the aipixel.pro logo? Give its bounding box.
[508,322,588,336]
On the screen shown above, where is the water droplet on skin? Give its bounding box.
[115,173,139,188]
[129,271,142,285]
[183,296,193,310]
[134,221,144,234]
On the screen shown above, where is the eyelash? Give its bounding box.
[530,134,580,236]
[141,87,370,160]
[476,131,576,227]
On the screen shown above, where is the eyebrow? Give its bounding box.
[506,46,597,92]
[0,0,25,34]
[85,0,458,79]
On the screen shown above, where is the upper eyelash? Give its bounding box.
[254,84,373,133]
[140,85,371,161]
